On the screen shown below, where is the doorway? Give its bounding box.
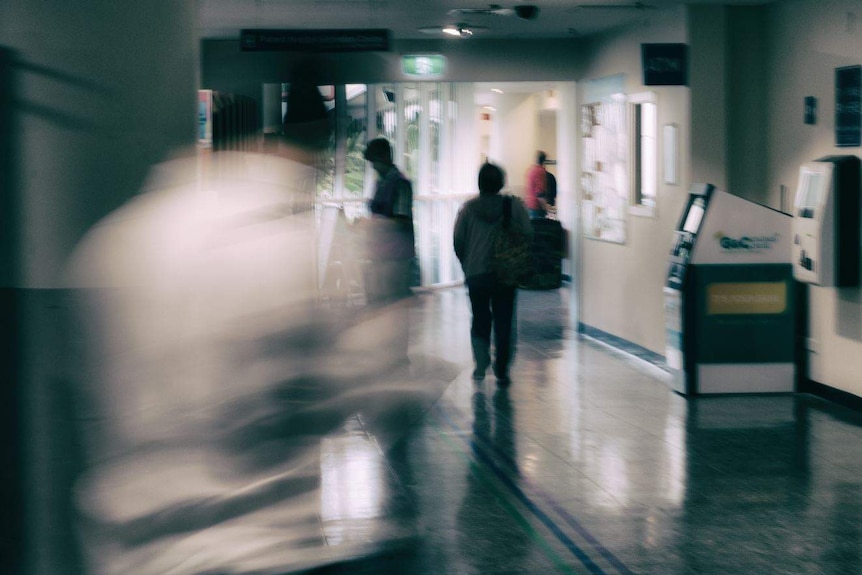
[263,80,578,322]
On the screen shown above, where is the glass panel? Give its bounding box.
[307,81,477,288]
[429,84,441,194]
[403,84,420,181]
[414,197,431,285]
[640,102,657,207]
[376,84,397,145]
[632,101,657,209]
[344,84,368,200]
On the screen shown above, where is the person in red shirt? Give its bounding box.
[525,150,549,218]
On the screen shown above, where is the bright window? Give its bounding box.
[629,92,657,215]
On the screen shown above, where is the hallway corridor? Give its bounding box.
[312,286,862,575]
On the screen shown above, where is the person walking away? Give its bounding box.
[525,150,549,219]
[454,163,532,384]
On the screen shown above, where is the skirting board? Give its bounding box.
[577,323,667,372]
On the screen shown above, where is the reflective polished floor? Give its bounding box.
[24,284,862,574]
[312,285,862,575]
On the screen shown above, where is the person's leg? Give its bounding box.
[491,283,517,383]
[361,260,413,370]
[466,275,493,380]
[382,260,413,367]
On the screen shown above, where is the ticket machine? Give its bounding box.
[664,184,795,395]
[791,155,860,287]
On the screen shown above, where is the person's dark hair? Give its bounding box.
[363,137,393,164]
[537,150,547,165]
[281,59,333,150]
[478,162,505,195]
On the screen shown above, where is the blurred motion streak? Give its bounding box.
[65,149,455,574]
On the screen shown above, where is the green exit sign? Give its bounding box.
[402,55,446,78]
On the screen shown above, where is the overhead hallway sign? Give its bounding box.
[240,29,391,52]
[402,55,446,78]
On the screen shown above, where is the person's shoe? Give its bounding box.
[493,366,511,386]
[471,337,491,380]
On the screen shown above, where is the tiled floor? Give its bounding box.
[308,286,862,575]
[19,285,862,574]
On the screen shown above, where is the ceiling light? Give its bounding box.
[441,24,473,38]
[491,88,504,94]
[482,106,496,111]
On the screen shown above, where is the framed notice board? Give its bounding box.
[581,95,629,244]
[836,65,861,147]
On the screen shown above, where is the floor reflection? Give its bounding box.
[456,389,531,575]
[21,284,862,575]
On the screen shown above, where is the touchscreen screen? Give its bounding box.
[682,201,705,233]
[796,168,825,218]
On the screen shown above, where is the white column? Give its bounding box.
[557,81,580,327]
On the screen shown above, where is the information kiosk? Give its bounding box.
[791,155,860,287]
[664,184,795,395]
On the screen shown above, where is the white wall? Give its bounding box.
[539,109,558,166]
[727,6,769,203]
[1,1,198,288]
[494,93,539,198]
[577,6,689,354]
[688,6,728,192]
[764,0,862,397]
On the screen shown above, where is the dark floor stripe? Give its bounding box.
[434,405,608,575]
[469,393,638,575]
[431,414,579,575]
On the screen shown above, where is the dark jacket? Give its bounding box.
[368,165,415,261]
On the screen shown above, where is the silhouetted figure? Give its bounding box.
[362,137,415,305]
[544,168,557,210]
[361,137,416,366]
[454,163,532,384]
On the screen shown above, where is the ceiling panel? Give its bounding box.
[198,0,776,42]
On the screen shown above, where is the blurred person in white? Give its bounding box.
[65,61,453,575]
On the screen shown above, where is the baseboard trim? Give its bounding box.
[577,322,668,372]
[801,379,862,413]
[577,323,862,412]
